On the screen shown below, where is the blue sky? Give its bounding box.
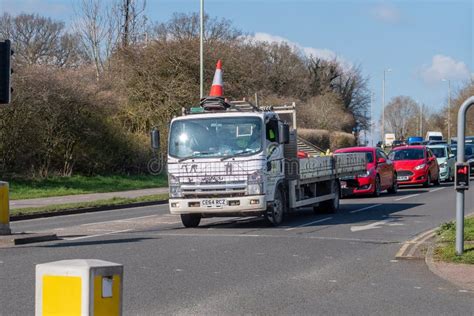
[1,0,473,141]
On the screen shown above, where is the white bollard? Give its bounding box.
[35,259,123,316]
[0,181,11,235]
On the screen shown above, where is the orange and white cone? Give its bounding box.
[209,60,223,97]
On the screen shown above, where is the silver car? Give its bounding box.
[427,144,455,181]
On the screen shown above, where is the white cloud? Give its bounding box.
[249,32,351,69]
[420,55,470,83]
[371,3,401,23]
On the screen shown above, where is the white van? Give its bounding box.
[425,131,443,142]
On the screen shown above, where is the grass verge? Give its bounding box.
[10,194,168,217]
[434,217,474,265]
[7,174,167,200]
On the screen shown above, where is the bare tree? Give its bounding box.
[152,12,241,42]
[384,96,419,139]
[74,0,146,78]
[0,13,84,67]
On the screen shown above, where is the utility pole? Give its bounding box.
[200,0,204,99]
[122,0,131,47]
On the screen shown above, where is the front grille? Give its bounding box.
[398,170,414,177]
[183,192,246,198]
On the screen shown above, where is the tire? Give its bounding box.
[449,169,454,182]
[373,176,382,197]
[433,171,441,186]
[180,214,201,228]
[319,181,340,214]
[265,187,285,226]
[387,174,398,194]
[423,173,431,188]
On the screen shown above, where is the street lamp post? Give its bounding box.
[442,79,451,141]
[370,92,375,146]
[381,68,391,144]
[200,0,204,99]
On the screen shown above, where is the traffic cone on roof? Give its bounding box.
[209,59,223,97]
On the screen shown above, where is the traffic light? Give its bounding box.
[0,39,13,104]
[455,162,470,190]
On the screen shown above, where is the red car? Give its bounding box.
[388,145,440,187]
[335,147,398,197]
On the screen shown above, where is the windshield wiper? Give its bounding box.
[220,150,254,161]
[178,152,213,162]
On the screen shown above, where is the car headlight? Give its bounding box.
[357,169,373,178]
[414,164,426,170]
[247,171,264,195]
[439,162,447,168]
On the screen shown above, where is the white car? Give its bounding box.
[427,144,455,181]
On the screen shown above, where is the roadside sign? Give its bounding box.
[455,162,470,190]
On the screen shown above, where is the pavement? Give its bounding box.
[10,187,169,209]
[1,182,474,315]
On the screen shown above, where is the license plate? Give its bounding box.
[202,199,226,208]
[340,181,347,189]
[398,176,409,181]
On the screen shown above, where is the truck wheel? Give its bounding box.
[387,174,398,194]
[265,187,285,226]
[319,181,340,214]
[180,214,201,228]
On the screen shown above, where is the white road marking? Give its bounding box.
[285,217,332,231]
[80,215,159,226]
[350,204,382,214]
[350,219,395,232]
[64,229,132,241]
[429,187,445,193]
[395,194,420,201]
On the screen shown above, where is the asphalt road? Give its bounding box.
[1,182,474,315]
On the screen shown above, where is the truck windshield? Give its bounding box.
[169,116,263,159]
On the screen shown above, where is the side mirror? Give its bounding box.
[151,128,160,150]
[377,157,386,164]
[449,154,455,158]
[279,123,290,144]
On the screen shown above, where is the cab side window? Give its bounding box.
[266,119,279,143]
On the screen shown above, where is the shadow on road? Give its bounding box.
[165,202,425,230]
[39,237,155,248]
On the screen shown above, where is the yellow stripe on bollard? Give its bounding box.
[0,181,10,235]
[43,276,82,316]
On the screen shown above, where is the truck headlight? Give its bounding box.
[414,164,426,170]
[170,185,182,198]
[439,162,447,168]
[168,174,183,198]
[247,171,264,195]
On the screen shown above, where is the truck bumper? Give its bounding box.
[169,195,267,215]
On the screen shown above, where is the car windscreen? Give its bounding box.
[388,149,424,161]
[429,147,446,158]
